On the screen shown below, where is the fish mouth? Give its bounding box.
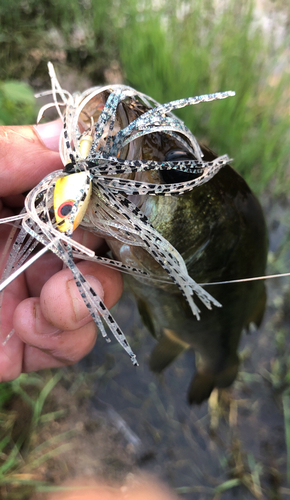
[78,90,149,162]
[76,88,221,294]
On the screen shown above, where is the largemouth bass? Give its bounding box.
[106,119,268,404]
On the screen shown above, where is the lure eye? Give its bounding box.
[57,200,74,219]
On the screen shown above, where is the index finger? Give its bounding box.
[0,121,63,197]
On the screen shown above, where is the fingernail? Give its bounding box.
[35,303,61,335]
[67,275,105,323]
[34,119,63,151]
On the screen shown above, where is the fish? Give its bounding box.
[0,64,267,401]
[107,135,268,404]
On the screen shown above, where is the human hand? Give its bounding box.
[0,121,123,381]
[47,476,178,500]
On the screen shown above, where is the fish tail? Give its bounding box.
[187,373,215,405]
[188,356,240,405]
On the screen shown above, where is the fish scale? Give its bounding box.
[86,183,221,318]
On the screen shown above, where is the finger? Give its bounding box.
[0,217,30,381]
[0,275,27,382]
[13,263,123,368]
[22,230,108,297]
[21,318,98,372]
[0,120,63,196]
[38,262,123,331]
[22,345,72,372]
[0,332,24,382]
[47,477,178,500]
[14,289,98,371]
[25,251,64,297]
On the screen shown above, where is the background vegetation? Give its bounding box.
[1,0,290,498]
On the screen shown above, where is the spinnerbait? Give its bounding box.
[0,63,235,366]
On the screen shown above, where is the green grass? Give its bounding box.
[0,81,36,125]
[117,0,290,192]
[0,373,71,499]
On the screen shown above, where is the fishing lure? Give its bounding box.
[0,63,235,366]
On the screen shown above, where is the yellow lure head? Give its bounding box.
[53,172,92,233]
[79,134,93,159]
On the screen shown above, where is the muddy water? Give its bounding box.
[76,196,290,499]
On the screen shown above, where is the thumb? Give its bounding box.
[0,120,63,197]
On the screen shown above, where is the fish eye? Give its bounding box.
[161,150,200,184]
[57,200,74,219]
[165,150,191,162]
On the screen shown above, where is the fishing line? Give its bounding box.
[201,272,290,286]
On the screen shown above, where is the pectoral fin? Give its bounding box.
[149,328,188,372]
